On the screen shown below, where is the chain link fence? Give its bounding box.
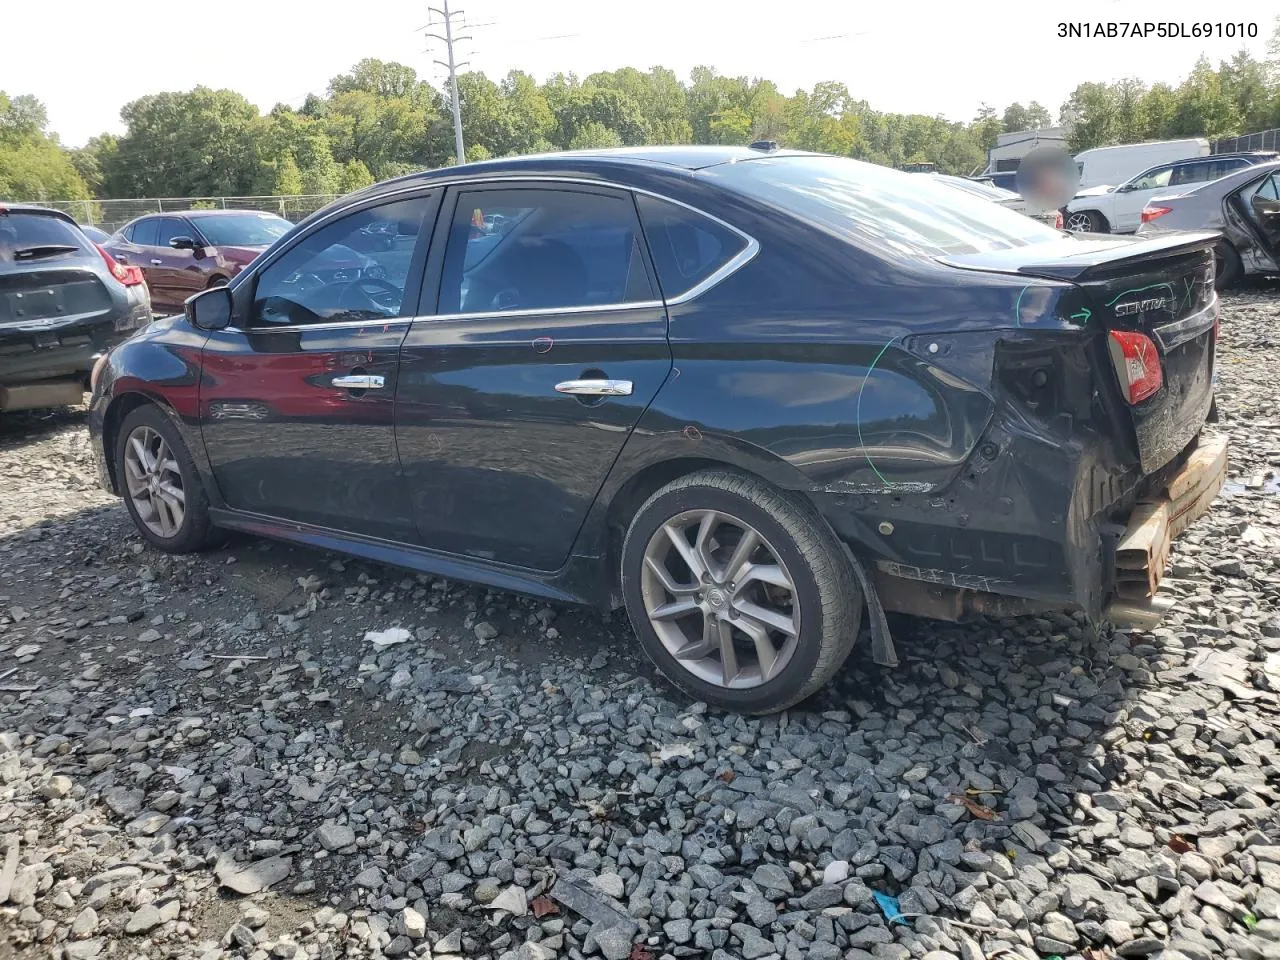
[1211,128,1280,155]
[28,195,342,234]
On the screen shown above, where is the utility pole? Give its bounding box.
[426,0,470,165]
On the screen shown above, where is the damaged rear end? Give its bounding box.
[899,232,1227,625]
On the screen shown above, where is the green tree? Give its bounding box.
[568,121,623,150]
[1002,103,1031,132]
[329,59,421,99]
[0,91,90,201]
[106,87,261,196]
[337,159,374,193]
[971,104,1001,152]
[1061,83,1117,151]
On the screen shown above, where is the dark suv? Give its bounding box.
[0,205,151,412]
[103,210,294,314]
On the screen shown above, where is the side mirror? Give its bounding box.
[185,285,233,331]
[169,236,197,250]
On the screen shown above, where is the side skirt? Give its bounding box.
[208,508,611,609]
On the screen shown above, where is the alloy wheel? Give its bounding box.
[640,509,800,689]
[123,425,186,539]
[1066,211,1094,233]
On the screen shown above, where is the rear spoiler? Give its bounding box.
[938,231,1221,283]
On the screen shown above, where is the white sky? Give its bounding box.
[3,0,1276,147]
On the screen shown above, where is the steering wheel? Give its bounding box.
[337,276,402,314]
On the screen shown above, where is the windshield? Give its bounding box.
[712,155,1061,257]
[189,213,293,247]
[0,211,92,263]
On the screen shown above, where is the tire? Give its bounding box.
[207,276,229,289]
[115,404,216,553]
[620,469,863,714]
[1213,242,1242,290]
[1066,209,1108,234]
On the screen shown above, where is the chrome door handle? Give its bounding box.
[149,258,163,265]
[555,378,633,397]
[332,374,385,390]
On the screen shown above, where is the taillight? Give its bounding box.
[96,244,145,286]
[1141,206,1171,224]
[1108,329,1163,404]
[1054,210,1064,230]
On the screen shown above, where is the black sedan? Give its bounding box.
[1,204,151,412]
[1137,159,1280,287]
[87,146,1226,713]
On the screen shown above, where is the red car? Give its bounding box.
[103,210,294,314]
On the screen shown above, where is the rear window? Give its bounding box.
[635,195,748,298]
[712,155,1060,258]
[0,212,92,263]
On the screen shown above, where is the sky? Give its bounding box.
[3,0,1277,147]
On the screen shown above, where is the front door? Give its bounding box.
[150,217,205,312]
[1114,164,1174,233]
[395,183,672,570]
[199,192,439,542]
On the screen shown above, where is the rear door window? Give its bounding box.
[0,212,92,262]
[439,187,654,314]
[1170,162,1208,186]
[131,219,159,247]
[636,195,749,300]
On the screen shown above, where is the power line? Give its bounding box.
[424,0,471,164]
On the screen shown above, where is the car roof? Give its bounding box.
[0,203,76,223]
[1171,151,1277,163]
[357,146,810,197]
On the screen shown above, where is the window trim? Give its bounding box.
[227,190,441,333]
[434,181,661,317]
[227,176,758,329]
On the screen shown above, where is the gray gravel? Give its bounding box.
[2,283,1279,960]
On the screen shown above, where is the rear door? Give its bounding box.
[395,182,671,570]
[150,217,203,311]
[1246,172,1280,259]
[199,191,438,542]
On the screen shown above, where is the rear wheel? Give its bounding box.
[1066,209,1108,234]
[206,275,228,289]
[621,470,862,714]
[1213,242,1242,290]
[116,404,215,553]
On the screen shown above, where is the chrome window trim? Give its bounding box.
[222,317,413,334]
[234,174,760,319]
[424,300,666,323]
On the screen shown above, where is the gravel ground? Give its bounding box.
[1,284,1279,960]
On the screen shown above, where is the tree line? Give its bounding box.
[3,23,1280,203]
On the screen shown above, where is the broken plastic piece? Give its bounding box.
[872,891,906,925]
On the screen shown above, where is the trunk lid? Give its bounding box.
[941,232,1219,475]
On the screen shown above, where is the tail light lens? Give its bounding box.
[1141,206,1171,224]
[1108,329,1163,404]
[1054,210,1064,230]
[96,244,146,286]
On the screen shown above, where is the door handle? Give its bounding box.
[114,254,128,263]
[332,374,385,390]
[149,258,163,265]
[555,378,633,397]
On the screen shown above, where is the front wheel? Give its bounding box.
[1066,209,1108,233]
[620,470,862,714]
[116,404,216,553]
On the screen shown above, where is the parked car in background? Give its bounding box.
[1065,152,1278,234]
[89,147,1225,714]
[932,174,1063,229]
[1074,138,1209,190]
[79,224,112,244]
[1138,159,1280,288]
[973,172,1019,192]
[1,204,150,411]
[103,210,293,314]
